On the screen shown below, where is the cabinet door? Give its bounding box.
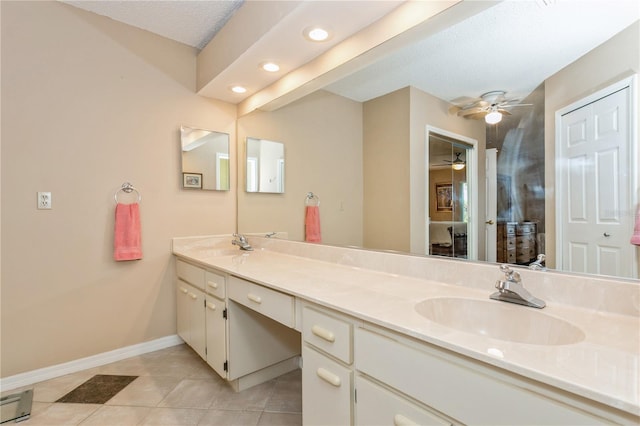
[302,345,352,426]
[176,281,190,343]
[188,287,206,359]
[206,295,227,379]
[356,376,451,426]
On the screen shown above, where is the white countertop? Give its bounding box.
[172,236,640,417]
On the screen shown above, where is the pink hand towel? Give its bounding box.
[114,203,143,261]
[631,204,640,246]
[305,205,321,243]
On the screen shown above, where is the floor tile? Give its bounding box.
[105,375,181,407]
[209,379,276,411]
[23,402,100,425]
[140,407,206,425]
[30,370,98,403]
[56,374,137,404]
[258,412,302,426]
[158,379,224,409]
[79,405,151,425]
[264,371,302,413]
[197,409,261,426]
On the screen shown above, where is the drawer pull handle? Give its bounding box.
[393,414,418,426]
[206,302,216,311]
[189,293,198,300]
[180,287,188,294]
[316,368,341,387]
[247,293,262,304]
[207,281,219,289]
[311,325,335,343]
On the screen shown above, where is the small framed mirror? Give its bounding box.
[180,125,230,191]
[246,137,285,193]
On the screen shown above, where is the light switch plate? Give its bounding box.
[37,192,52,209]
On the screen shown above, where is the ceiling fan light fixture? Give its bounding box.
[485,110,502,124]
[451,162,465,171]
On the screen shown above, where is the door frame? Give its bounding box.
[554,75,638,277]
[426,126,479,260]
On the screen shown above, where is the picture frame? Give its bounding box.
[183,172,202,189]
[435,183,453,212]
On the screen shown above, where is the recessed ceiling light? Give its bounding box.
[261,62,280,72]
[304,26,330,42]
[230,85,247,94]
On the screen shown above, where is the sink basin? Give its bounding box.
[415,297,585,345]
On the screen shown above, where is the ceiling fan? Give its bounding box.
[433,152,466,170]
[448,91,531,124]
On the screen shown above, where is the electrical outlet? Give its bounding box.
[37,192,52,209]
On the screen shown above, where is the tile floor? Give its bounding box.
[2,344,302,425]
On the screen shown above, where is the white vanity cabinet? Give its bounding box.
[354,326,623,425]
[302,304,357,426]
[175,260,207,359]
[204,270,227,378]
[176,259,228,376]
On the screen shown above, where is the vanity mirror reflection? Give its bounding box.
[245,137,285,193]
[180,125,230,191]
[236,1,639,279]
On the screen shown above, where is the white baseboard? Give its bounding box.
[0,335,183,391]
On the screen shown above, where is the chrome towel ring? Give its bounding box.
[114,182,141,203]
[305,192,320,206]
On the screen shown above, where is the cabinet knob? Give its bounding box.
[206,302,216,311]
[189,293,197,300]
[207,281,219,289]
[311,325,336,343]
[247,293,262,304]
[393,414,419,426]
[603,232,611,237]
[180,287,188,294]
[316,368,341,387]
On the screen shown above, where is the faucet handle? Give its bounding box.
[499,264,521,282]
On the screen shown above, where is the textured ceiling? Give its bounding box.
[62,0,243,49]
[325,0,640,103]
[60,0,639,105]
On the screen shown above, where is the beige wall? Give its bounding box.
[237,90,363,246]
[363,88,411,252]
[1,1,236,377]
[363,87,485,255]
[544,21,640,269]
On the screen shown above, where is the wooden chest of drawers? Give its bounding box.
[497,221,537,265]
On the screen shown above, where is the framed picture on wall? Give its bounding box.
[183,172,202,189]
[435,183,453,212]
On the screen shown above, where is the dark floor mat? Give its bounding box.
[56,375,138,404]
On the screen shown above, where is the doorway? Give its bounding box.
[426,128,478,260]
[556,76,638,278]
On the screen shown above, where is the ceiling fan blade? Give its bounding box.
[466,112,488,120]
[501,103,533,108]
[457,106,486,117]
[497,108,512,116]
[448,105,462,115]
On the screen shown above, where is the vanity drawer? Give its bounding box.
[302,344,353,426]
[205,270,226,299]
[355,327,608,425]
[303,306,353,364]
[355,375,451,426]
[228,276,295,328]
[176,259,205,290]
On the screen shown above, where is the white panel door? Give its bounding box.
[485,148,498,263]
[205,296,227,379]
[559,86,635,277]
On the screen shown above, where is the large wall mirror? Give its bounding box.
[236,2,639,279]
[181,126,230,191]
[245,137,285,194]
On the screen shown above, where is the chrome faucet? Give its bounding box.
[528,254,546,271]
[232,233,253,251]
[490,264,545,309]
